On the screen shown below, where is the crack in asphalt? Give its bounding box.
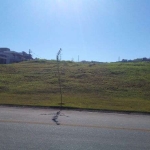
[40,113,54,115]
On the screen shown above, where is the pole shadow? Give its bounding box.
[52,111,61,125]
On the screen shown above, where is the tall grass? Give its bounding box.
[0,60,150,112]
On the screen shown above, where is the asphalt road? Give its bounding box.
[0,106,150,150]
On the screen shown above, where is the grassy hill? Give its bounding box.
[0,60,150,113]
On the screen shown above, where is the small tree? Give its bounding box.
[56,48,63,109]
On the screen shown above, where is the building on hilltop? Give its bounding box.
[0,48,33,64]
[0,48,10,52]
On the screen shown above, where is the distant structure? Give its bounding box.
[0,48,33,64]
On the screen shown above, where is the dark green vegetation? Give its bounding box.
[0,60,150,112]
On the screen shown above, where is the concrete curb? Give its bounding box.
[0,104,150,115]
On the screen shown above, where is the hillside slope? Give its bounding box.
[0,60,150,112]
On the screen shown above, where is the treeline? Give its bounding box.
[80,57,150,64]
[121,57,150,62]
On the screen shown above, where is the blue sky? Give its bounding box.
[0,0,150,62]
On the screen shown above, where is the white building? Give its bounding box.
[0,48,32,64]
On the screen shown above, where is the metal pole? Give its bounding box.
[56,48,62,110]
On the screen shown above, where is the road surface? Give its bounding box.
[0,106,150,150]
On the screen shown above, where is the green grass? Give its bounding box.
[0,60,150,113]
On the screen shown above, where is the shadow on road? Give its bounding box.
[52,110,69,125]
[52,111,61,125]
